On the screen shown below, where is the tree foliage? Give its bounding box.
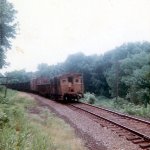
[0,0,17,68]
[5,70,32,83]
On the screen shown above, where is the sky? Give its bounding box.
[1,0,150,73]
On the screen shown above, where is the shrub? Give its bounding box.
[80,92,96,104]
[0,96,10,104]
[113,97,128,109]
[84,93,96,104]
[0,111,9,128]
[88,94,96,104]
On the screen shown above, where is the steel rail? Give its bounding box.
[70,104,150,141]
[78,102,150,125]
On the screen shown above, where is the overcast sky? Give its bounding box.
[1,0,150,73]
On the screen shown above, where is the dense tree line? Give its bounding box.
[104,42,150,106]
[5,41,150,106]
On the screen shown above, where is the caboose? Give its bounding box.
[51,73,84,101]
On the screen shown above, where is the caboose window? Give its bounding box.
[68,77,73,83]
[75,79,79,83]
[62,79,66,83]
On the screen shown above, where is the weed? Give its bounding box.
[95,95,150,119]
[81,92,96,104]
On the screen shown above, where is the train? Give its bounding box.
[7,73,84,101]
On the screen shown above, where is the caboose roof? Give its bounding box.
[58,73,82,79]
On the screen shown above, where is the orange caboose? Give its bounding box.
[49,73,84,101]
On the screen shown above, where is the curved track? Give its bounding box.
[68,102,150,149]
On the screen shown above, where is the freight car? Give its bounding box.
[8,73,84,102]
[7,82,31,92]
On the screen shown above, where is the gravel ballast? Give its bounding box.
[30,94,142,150]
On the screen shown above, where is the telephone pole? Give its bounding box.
[115,60,120,100]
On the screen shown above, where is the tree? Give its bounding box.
[36,63,65,78]
[121,50,150,105]
[0,0,17,68]
[5,70,33,83]
[104,42,150,99]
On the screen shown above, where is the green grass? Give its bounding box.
[0,90,87,150]
[81,93,150,119]
[0,85,7,99]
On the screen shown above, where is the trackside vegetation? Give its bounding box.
[0,89,87,150]
[81,93,150,119]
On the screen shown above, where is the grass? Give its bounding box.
[0,89,87,150]
[81,93,150,119]
[0,85,7,98]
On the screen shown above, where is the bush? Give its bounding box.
[0,111,9,128]
[0,96,9,104]
[124,104,150,118]
[82,92,96,104]
[0,86,5,92]
[113,97,128,109]
[88,94,96,104]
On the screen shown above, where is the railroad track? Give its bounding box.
[68,102,150,149]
